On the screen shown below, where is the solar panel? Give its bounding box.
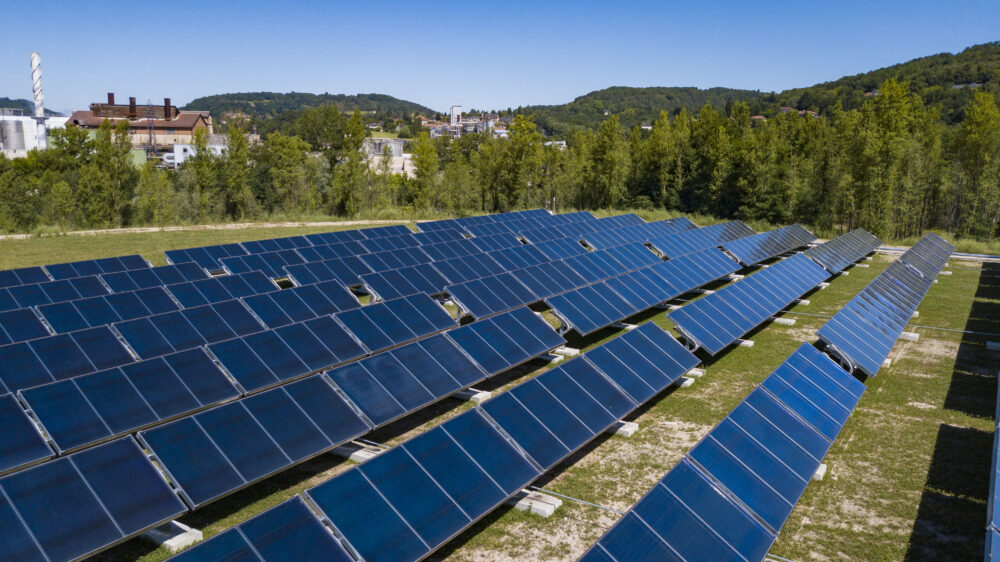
[817,234,952,376]
[0,393,53,475]
[546,282,637,336]
[304,320,691,562]
[359,233,420,253]
[360,247,433,273]
[419,238,484,261]
[447,272,539,319]
[582,343,864,561]
[721,224,816,265]
[510,260,588,300]
[414,228,466,244]
[170,497,353,561]
[361,262,451,301]
[305,407,539,562]
[533,237,588,260]
[43,255,150,282]
[0,308,50,345]
[0,265,51,288]
[446,307,564,375]
[360,224,413,238]
[803,228,881,273]
[647,220,755,259]
[0,436,186,562]
[431,252,506,284]
[0,326,135,394]
[487,244,550,271]
[669,253,829,355]
[140,377,369,509]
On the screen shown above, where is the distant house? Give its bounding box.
[67,93,213,149]
[640,123,653,131]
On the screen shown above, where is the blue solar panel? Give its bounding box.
[0,393,53,474]
[0,266,51,288]
[510,260,587,299]
[431,253,506,284]
[0,437,185,562]
[669,253,829,355]
[647,220,755,259]
[721,224,816,265]
[546,282,636,335]
[533,237,588,260]
[0,308,49,344]
[447,272,538,319]
[584,343,863,561]
[362,262,451,300]
[171,497,353,562]
[447,308,564,376]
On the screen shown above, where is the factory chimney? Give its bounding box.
[30,52,47,150]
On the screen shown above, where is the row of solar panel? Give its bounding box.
[803,228,881,273]
[0,307,562,562]
[417,209,593,233]
[648,220,756,259]
[0,261,210,315]
[898,232,952,279]
[670,252,831,355]
[548,248,741,335]
[175,322,697,562]
[582,343,866,562]
[0,288,440,398]
[579,217,696,251]
[0,254,151,289]
[720,224,816,266]
[164,224,415,270]
[817,233,953,376]
[0,300,544,483]
[0,271,280,348]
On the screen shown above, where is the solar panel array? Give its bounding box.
[669,252,830,354]
[1,210,880,561]
[173,322,696,562]
[817,233,953,376]
[648,220,756,259]
[803,228,881,273]
[581,343,866,562]
[720,224,816,265]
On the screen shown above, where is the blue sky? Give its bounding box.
[2,0,997,114]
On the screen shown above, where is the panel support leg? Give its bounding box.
[605,420,638,437]
[507,489,563,517]
[143,521,203,552]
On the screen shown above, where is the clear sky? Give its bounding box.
[2,0,997,114]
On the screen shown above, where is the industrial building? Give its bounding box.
[67,93,213,150]
[0,109,67,158]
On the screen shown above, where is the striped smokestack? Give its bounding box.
[30,52,43,118]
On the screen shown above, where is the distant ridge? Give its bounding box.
[182,92,438,119]
[0,97,62,117]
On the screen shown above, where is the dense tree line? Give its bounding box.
[1,79,999,242]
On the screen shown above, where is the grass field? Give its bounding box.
[4,225,992,561]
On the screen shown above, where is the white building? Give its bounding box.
[0,113,68,158]
[450,105,462,126]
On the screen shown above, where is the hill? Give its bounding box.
[777,41,1000,123]
[182,92,438,120]
[0,97,62,117]
[521,86,773,136]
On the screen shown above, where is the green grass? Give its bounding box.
[8,225,994,561]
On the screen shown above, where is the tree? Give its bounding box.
[220,125,257,220]
[584,115,630,208]
[411,133,438,210]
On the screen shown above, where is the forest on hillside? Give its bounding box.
[1,77,999,245]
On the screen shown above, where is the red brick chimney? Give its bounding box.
[128,97,137,119]
[164,98,171,119]
[107,92,115,105]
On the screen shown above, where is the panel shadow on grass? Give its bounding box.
[944,264,1000,418]
[904,423,992,561]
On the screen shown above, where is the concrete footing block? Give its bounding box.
[818,283,830,290]
[606,420,639,437]
[987,341,1000,352]
[332,443,381,463]
[940,270,953,276]
[854,263,870,268]
[728,274,745,281]
[772,317,796,326]
[933,279,938,284]
[795,299,811,305]
[687,368,706,378]
[899,332,919,342]
[882,358,892,368]
[737,339,754,348]
[541,353,565,363]
[508,490,563,517]
[676,377,695,388]
[144,521,203,553]
[667,304,681,311]
[454,388,492,404]
[865,256,873,261]
[611,323,638,331]
[554,346,580,357]
[813,463,828,482]
[911,311,919,318]
[839,270,850,276]
[695,289,715,295]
